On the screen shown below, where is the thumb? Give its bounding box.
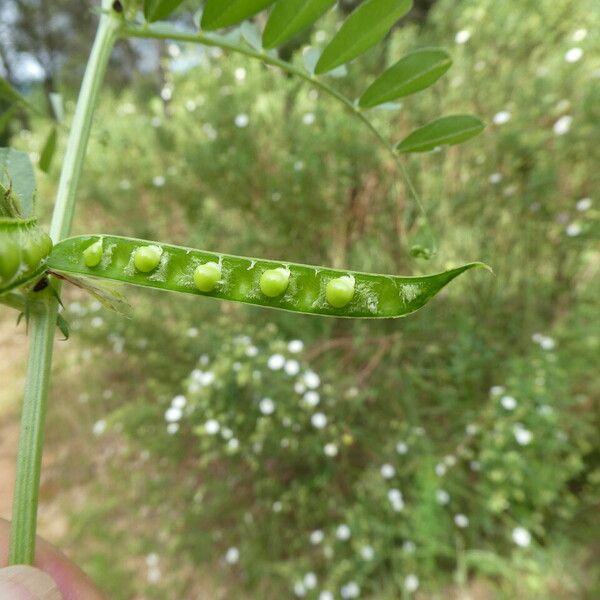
[0,565,63,599]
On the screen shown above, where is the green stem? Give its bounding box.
[9,0,119,564]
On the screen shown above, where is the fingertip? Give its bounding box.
[0,565,63,599]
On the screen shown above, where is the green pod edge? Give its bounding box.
[46,235,491,319]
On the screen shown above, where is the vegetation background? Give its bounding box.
[1,0,599,598]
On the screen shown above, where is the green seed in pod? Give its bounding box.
[133,245,163,273]
[22,231,52,269]
[193,261,221,292]
[0,238,21,282]
[326,275,355,308]
[83,239,103,267]
[260,267,290,297]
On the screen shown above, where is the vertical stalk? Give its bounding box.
[9,0,119,564]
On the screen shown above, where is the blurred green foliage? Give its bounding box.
[7,0,599,598]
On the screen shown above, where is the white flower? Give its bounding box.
[284,360,300,376]
[388,488,404,512]
[245,345,258,357]
[147,566,161,583]
[152,175,165,187]
[466,424,479,435]
[565,47,583,63]
[185,99,196,112]
[444,454,457,467]
[160,86,172,101]
[234,113,249,128]
[310,529,324,544]
[490,385,505,395]
[540,336,556,350]
[319,592,334,600]
[513,424,533,445]
[294,160,304,172]
[396,442,408,455]
[204,419,220,435]
[436,489,450,505]
[470,460,482,471]
[303,370,321,389]
[227,438,239,451]
[553,115,572,135]
[324,443,338,457]
[167,423,179,435]
[171,395,186,409]
[566,223,582,237]
[165,406,183,423]
[311,412,327,429]
[225,547,239,564]
[493,110,511,125]
[119,178,131,190]
[303,391,320,407]
[512,526,532,547]
[271,192,281,202]
[454,513,469,528]
[150,116,162,128]
[267,353,285,370]
[573,28,587,41]
[145,553,159,567]
[234,67,246,81]
[90,316,104,328]
[93,420,106,436]
[500,395,517,410]
[489,172,503,184]
[405,574,419,592]
[576,197,592,211]
[380,464,395,479]
[303,572,317,590]
[336,524,351,540]
[294,581,306,597]
[288,339,304,353]
[360,545,375,561]
[259,398,275,415]
[455,29,471,44]
[340,581,360,598]
[302,112,315,125]
[402,540,416,553]
[272,501,282,512]
[435,463,447,476]
[294,382,306,395]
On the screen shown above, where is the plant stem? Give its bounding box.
[9,0,119,564]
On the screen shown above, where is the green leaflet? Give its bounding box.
[315,0,413,75]
[359,48,452,108]
[143,0,186,23]
[263,0,336,49]
[0,147,36,218]
[47,235,489,319]
[202,0,276,31]
[396,114,485,153]
[38,128,57,174]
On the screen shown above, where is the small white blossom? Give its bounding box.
[90,316,104,328]
[444,454,457,467]
[336,524,351,540]
[145,553,159,567]
[288,339,304,353]
[227,438,239,451]
[455,29,471,44]
[311,412,327,429]
[259,398,275,415]
[576,198,592,211]
[566,223,582,237]
[185,99,196,112]
[405,574,419,592]
[454,513,469,528]
[388,489,404,512]
[234,113,249,128]
[493,111,511,125]
[340,581,360,599]
[319,592,334,600]
[553,115,572,135]
[501,395,517,410]
[380,464,395,479]
[225,547,239,564]
[294,382,306,395]
[490,385,505,395]
[396,441,408,455]
[489,172,503,184]
[245,345,258,357]
[436,489,450,505]
[303,391,320,407]
[272,501,282,512]
[302,112,315,125]
[402,540,416,553]
[435,463,447,476]
[466,423,479,435]
[512,526,532,547]
[513,424,533,445]
[204,419,220,435]
[152,175,166,187]
[284,359,300,376]
[360,545,375,561]
[303,370,321,389]
[573,28,587,41]
[93,419,106,436]
[294,582,306,597]
[294,160,305,172]
[167,423,179,435]
[565,47,583,63]
[147,566,161,583]
[324,443,338,457]
[234,67,246,81]
[303,572,317,590]
[171,395,186,409]
[267,353,285,370]
[310,529,324,544]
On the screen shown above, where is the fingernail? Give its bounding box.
[0,565,63,599]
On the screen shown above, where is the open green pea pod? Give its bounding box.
[0,218,53,294]
[47,235,489,319]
